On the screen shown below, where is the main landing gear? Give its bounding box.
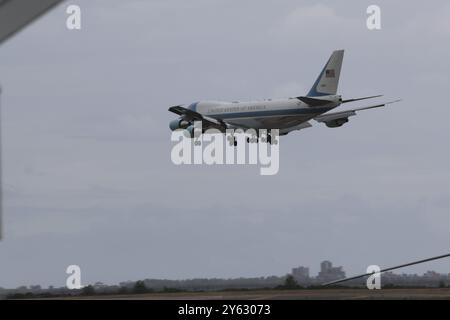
[228,132,277,146]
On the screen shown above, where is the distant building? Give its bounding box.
[424,271,440,279]
[317,260,345,283]
[291,266,310,284]
[321,261,332,271]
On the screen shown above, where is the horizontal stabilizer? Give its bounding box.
[341,95,383,104]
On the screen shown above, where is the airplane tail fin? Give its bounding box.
[307,50,344,97]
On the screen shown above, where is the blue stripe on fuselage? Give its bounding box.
[208,106,334,120]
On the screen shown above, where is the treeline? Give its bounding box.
[129,276,285,291]
[1,276,285,299]
[2,275,449,299]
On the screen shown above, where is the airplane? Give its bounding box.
[169,50,400,144]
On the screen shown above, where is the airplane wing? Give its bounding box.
[168,105,225,128]
[298,95,384,107]
[314,99,401,128]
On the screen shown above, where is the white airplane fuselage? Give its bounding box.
[187,95,341,132]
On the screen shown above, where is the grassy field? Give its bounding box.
[57,288,450,300]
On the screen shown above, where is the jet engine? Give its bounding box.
[323,118,349,128]
[169,118,190,131]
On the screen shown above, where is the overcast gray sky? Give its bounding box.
[1,0,450,288]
